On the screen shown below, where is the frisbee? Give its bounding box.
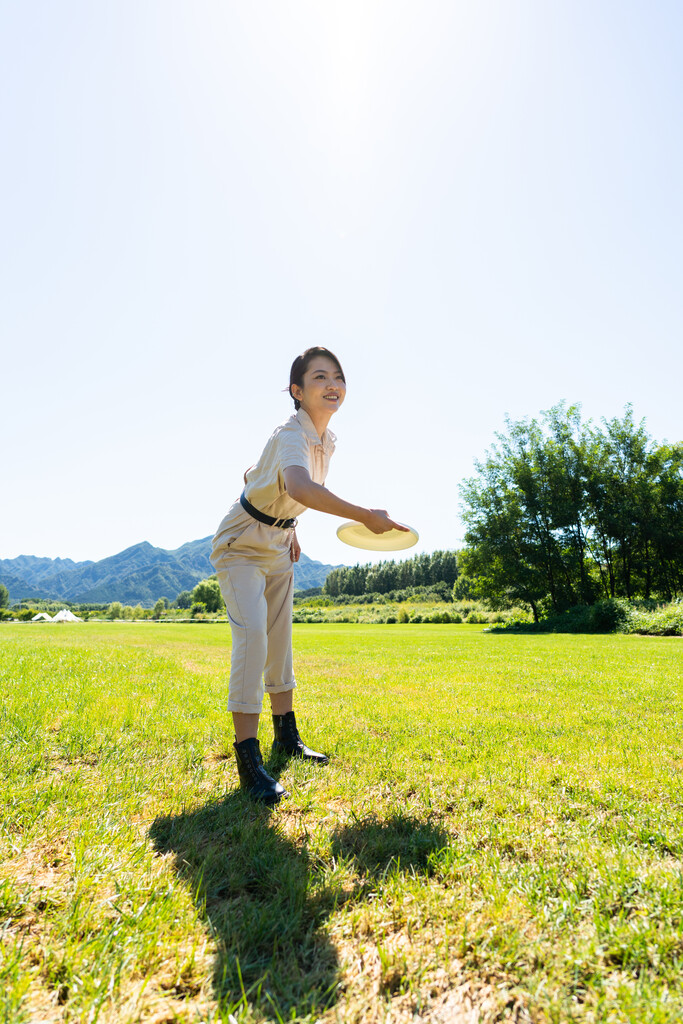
[336,520,419,551]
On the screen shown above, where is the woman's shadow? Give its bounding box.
[150,766,449,1020]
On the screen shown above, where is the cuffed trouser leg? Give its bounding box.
[217,562,295,714]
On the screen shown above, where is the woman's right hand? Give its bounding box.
[362,509,410,535]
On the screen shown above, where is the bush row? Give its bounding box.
[490,599,683,636]
[294,583,456,607]
[291,602,515,625]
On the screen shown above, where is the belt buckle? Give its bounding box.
[272,515,297,529]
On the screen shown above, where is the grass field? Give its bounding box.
[1,622,682,1023]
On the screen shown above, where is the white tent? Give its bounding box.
[52,608,83,622]
[31,612,53,621]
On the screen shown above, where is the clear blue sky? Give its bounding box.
[2,1,682,567]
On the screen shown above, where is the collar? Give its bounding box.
[295,408,337,452]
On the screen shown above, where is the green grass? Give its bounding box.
[0,622,682,1023]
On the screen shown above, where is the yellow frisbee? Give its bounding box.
[336,521,419,552]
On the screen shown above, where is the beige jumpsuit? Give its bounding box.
[210,409,336,714]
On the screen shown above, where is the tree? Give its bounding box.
[460,458,549,621]
[650,442,683,598]
[107,602,123,620]
[176,590,193,609]
[0,583,8,608]
[153,598,166,619]
[584,408,654,600]
[430,550,458,588]
[324,570,340,597]
[460,404,683,617]
[192,578,224,613]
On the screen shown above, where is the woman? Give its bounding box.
[210,347,406,803]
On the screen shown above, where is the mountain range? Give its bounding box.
[0,538,343,606]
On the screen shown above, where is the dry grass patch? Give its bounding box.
[320,930,516,1024]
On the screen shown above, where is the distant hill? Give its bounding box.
[0,538,345,606]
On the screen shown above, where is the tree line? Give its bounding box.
[460,404,683,620]
[323,550,458,597]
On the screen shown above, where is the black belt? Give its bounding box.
[240,491,297,529]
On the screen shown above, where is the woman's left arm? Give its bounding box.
[290,529,301,563]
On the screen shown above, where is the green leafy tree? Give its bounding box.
[0,583,9,608]
[453,574,478,601]
[461,404,683,617]
[323,571,340,596]
[461,404,608,617]
[582,408,683,601]
[133,604,144,619]
[176,590,193,609]
[153,598,166,619]
[650,442,683,598]
[107,602,123,620]
[430,550,458,588]
[192,578,224,613]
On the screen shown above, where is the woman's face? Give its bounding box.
[292,356,346,418]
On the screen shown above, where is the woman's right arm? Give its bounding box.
[283,466,408,535]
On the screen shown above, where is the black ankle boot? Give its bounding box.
[272,711,329,764]
[233,737,288,804]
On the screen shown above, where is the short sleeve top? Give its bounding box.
[243,408,336,519]
[212,409,337,554]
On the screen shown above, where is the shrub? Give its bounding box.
[424,611,452,623]
[491,599,639,635]
[190,602,207,618]
[588,599,633,632]
[398,608,410,623]
[386,615,397,624]
[628,604,683,637]
[466,611,487,624]
[294,596,332,608]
